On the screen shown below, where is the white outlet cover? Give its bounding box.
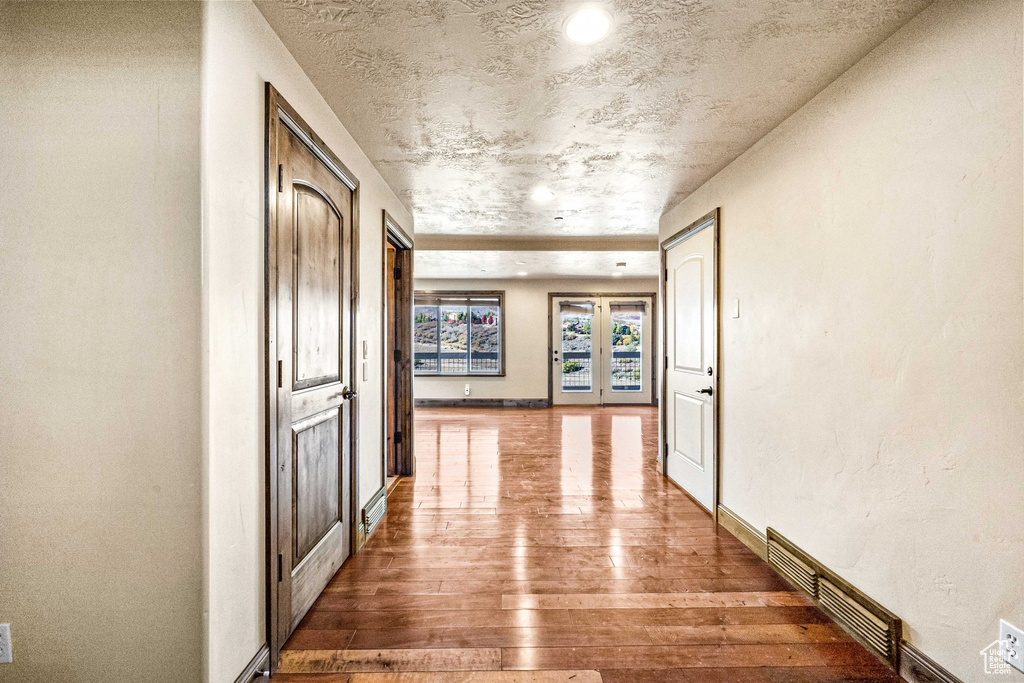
[0,623,12,663]
[1002,620,1024,674]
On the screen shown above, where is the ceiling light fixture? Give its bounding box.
[530,187,554,202]
[565,6,612,44]
[616,261,627,268]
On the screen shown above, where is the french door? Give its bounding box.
[551,295,654,405]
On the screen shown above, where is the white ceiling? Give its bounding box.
[414,249,658,279]
[256,0,928,239]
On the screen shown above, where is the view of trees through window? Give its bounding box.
[415,294,502,375]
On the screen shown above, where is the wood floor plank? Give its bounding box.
[278,648,501,673]
[283,407,893,682]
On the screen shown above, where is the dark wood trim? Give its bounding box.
[716,504,767,561]
[382,212,415,481]
[900,641,962,683]
[234,644,270,683]
[413,290,506,377]
[415,398,551,408]
[545,292,659,406]
[264,83,361,672]
[659,208,720,523]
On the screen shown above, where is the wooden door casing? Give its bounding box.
[266,85,360,669]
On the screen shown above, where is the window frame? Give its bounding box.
[413,290,506,377]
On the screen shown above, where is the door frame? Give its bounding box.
[659,208,719,522]
[547,291,659,406]
[264,83,361,671]
[382,211,414,479]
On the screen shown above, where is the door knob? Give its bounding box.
[341,386,357,400]
[697,387,713,396]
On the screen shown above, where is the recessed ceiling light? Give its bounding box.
[612,271,623,277]
[531,187,554,202]
[517,271,529,276]
[565,7,612,44]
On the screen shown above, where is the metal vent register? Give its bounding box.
[766,528,902,670]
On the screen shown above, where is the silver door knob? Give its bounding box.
[341,386,357,400]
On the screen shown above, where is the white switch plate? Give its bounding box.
[361,361,367,383]
[731,298,740,318]
[0,623,12,663]
[464,384,471,396]
[1002,620,1024,673]
[362,340,368,359]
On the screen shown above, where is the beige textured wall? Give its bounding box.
[414,278,658,401]
[0,3,203,681]
[660,2,1024,680]
[201,1,414,680]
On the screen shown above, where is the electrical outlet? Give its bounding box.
[0,623,12,663]
[464,383,470,396]
[1002,620,1024,673]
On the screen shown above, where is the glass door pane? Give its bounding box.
[439,304,468,373]
[413,305,439,372]
[610,308,643,392]
[561,306,593,391]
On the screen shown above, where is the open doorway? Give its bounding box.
[383,212,414,488]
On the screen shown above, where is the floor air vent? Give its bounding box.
[766,528,901,671]
[767,536,817,595]
[362,487,387,537]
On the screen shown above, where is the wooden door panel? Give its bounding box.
[269,93,356,659]
[293,184,341,390]
[292,409,341,563]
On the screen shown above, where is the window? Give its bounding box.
[609,302,644,392]
[414,292,503,375]
[560,301,594,391]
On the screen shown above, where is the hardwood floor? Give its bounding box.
[277,406,899,682]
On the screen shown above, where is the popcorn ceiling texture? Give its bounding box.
[255,0,930,236]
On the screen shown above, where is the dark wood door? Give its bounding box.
[385,241,397,477]
[274,121,354,639]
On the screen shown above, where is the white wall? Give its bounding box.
[414,277,658,401]
[0,3,204,681]
[660,2,1024,680]
[201,1,413,680]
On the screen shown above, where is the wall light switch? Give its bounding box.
[0,623,12,663]
[1002,620,1024,673]
[464,384,471,396]
[362,361,367,383]
[362,340,369,359]
[732,298,740,319]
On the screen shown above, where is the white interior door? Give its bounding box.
[664,221,717,512]
[600,297,652,405]
[552,298,601,405]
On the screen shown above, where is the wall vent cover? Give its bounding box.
[767,536,817,595]
[766,528,902,671]
[362,487,387,537]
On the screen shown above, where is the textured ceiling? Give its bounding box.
[414,249,659,279]
[256,0,929,237]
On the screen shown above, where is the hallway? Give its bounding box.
[276,407,898,682]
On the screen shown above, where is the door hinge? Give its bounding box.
[277,164,283,193]
[393,349,401,363]
[277,359,283,388]
[277,553,283,582]
[664,268,668,279]
[664,356,669,370]
[393,267,402,280]
[395,431,403,445]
